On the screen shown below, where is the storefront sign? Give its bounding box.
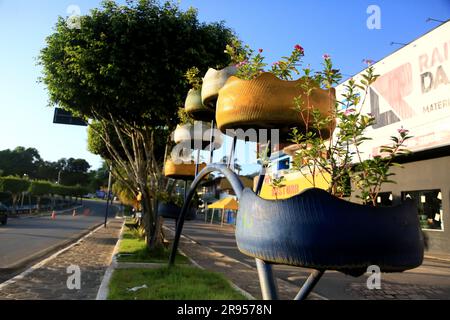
[336,21,450,161]
[257,171,330,200]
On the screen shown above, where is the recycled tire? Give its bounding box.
[185,88,215,122]
[235,188,424,276]
[164,160,206,180]
[173,123,223,150]
[216,73,336,141]
[158,202,196,221]
[202,66,237,109]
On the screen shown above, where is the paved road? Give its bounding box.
[0,200,119,281]
[167,219,450,300]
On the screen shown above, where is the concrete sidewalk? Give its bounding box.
[0,219,123,300]
[165,220,450,300]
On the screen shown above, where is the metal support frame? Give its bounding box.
[227,136,238,169]
[169,164,244,266]
[168,153,324,301]
[255,259,279,300]
[255,141,271,194]
[253,141,279,300]
[195,149,201,177]
[294,270,325,300]
[209,120,215,164]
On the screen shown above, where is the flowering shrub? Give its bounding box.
[225,39,306,80]
[289,58,412,206]
[225,39,412,205]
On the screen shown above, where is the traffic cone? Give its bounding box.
[72,210,77,217]
[51,211,56,220]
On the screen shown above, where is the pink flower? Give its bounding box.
[236,60,248,68]
[272,61,280,66]
[323,54,331,60]
[294,44,304,54]
[362,59,375,66]
[397,127,409,135]
[344,108,356,116]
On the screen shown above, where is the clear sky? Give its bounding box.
[0,0,449,173]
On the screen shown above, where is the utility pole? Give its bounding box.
[104,165,113,228]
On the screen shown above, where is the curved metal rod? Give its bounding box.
[169,163,244,266]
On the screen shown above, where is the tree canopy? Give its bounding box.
[39,0,234,126]
[39,0,237,248]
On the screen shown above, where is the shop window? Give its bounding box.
[402,189,443,231]
[376,192,393,207]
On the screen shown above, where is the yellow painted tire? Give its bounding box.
[185,88,215,122]
[202,66,237,109]
[216,73,336,140]
[164,160,206,180]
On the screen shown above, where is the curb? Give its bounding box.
[0,221,108,291]
[9,205,83,220]
[424,255,450,263]
[96,219,125,300]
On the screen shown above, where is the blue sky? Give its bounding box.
[0,0,449,173]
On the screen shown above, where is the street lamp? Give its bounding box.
[104,165,113,228]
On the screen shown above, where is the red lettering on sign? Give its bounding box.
[372,63,415,119]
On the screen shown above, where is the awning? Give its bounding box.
[208,197,239,210]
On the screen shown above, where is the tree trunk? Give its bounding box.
[11,194,17,215]
[149,196,164,248]
[37,196,41,212]
[140,188,163,250]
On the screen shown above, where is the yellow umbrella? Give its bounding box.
[207,197,239,226]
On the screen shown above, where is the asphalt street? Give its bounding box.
[0,200,119,282]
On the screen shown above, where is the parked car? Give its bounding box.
[0,202,8,225]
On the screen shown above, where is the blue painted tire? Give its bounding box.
[236,188,424,276]
[158,202,196,221]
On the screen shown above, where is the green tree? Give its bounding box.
[0,147,42,178]
[29,180,53,211]
[39,0,234,248]
[0,177,31,214]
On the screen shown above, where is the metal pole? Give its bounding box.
[104,165,113,228]
[294,270,325,300]
[253,142,278,300]
[227,136,238,169]
[255,141,271,195]
[209,120,215,164]
[195,149,201,177]
[255,259,279,300]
